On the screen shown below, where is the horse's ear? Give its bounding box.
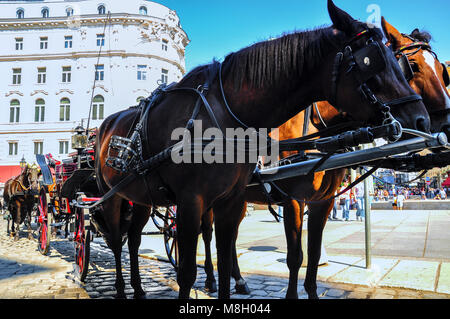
[327,0,357,35]
[381,17,401,50]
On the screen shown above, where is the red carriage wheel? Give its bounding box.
[37,187,51,255]
[163,206,178,270]
[73,204,91,282]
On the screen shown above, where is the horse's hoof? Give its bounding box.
[134,292,147,299]
[205,280,217,293]
[235,282,251,295]
[285,292,299,299]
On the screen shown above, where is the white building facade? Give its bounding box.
[0,0,189,183]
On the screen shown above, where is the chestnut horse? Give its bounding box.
[200,18,450,299]
[94,1,429,299]
[3,164,40,240]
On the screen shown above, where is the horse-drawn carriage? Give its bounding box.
[35,127,100,281]
[34,127,180,281]
[5,0,448,300]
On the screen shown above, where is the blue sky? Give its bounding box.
[158,0,450,73]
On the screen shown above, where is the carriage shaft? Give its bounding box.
[249,133,448,186]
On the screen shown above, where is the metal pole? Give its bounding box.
[363,158,372,269]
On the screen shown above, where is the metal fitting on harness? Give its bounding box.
[106,135,140,173]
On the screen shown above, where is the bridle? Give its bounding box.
[393,35,450,118]
[330,29,423,139]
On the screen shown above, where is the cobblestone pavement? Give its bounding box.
[0,216,449,300]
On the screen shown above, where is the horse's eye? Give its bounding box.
[410,62,419,72]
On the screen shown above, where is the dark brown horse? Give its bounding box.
[94,0,430,299]
[3,164,40,240]
[200,18,450,299]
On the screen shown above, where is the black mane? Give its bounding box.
[222,27,338,90]
[410,29,433,43]
[180,21,381,91]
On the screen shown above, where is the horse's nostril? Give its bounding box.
[416,117,430,133]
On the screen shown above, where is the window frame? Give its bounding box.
[96,34,105,47]
[9,100,20,123]
[137,65,147,81]
[12,68,22,85]
[37,67,47,84]
[40,37,48,50]
[95,64,105,81]
[8,142,18,156]
[62,66,72,83]
[34,141,44,155]
[64,35,73,49]
[34,99,45,122]
[59,98,70,121]
[15,38,23,51]
[92,95,105,120]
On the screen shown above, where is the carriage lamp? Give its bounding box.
[19,155,27,170]
[71,125,88,151]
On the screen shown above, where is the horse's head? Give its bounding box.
[325,0,430,133]
[26,164,41,196]
[382,18,450,138]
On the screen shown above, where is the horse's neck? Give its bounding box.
[222,31,339,130]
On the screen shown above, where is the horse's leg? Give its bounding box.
[102,196,127,298]
[283,199,304,299]
[14,201,21,241]
[177,195,204,299]
[126,203,151,299]
[231,203,250,295]
[303,199,333,299]
[213,194,246,299]
[201,208,217,293]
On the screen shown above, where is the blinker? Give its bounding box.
[442,63,450,87]
[398,54,414,81]
[352,40,387,83]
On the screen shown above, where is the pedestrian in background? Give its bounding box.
[396,191,406,211]
[339,182,351,221]
[354,178,365,222]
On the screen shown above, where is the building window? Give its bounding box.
[62,66,71,83]
[42,8,49,18]
[96,34,105,47]
[59,98,70,121]
[137,65,147,81]
[40,37,48,50]
[9,142,18,156]
[162,39,168,51]
[59,141,69,155]
[65,36,73,48]
[12,68,22,85]
[95,64,104,81]
[92,95,105,120]
[15,38,23,51]
[98,5,106,15]
[34,142,44,155]
[16,9,24,19]
[66,7,74,17]
[35,99,45,122]
[161,68,168,84]
[37,67,46,84]
[9,100,20,123]
[139,6,147,15]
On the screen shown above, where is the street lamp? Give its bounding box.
[19,155,27,171]
[71,125,88,169]
[71,125,88,151]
